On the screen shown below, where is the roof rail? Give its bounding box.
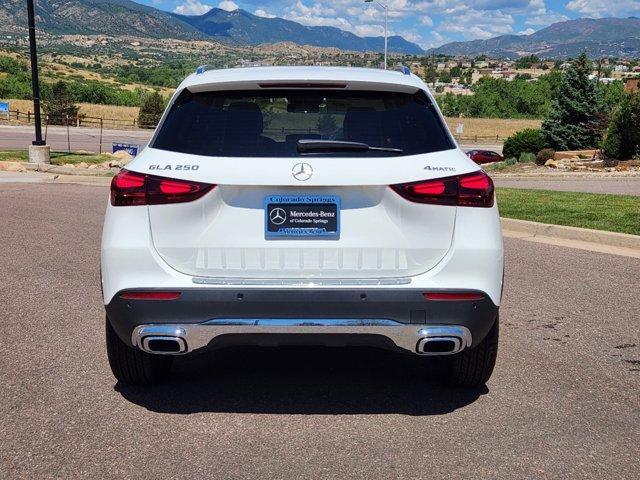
[195,65,212,75]
[396,65,411,75]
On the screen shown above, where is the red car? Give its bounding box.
[466,150,503,164]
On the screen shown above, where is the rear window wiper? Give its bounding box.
[297,139,403,154]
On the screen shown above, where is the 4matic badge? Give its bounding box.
[423,165,456,172]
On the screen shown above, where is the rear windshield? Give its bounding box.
[152,89,453,157]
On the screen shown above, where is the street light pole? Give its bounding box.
[365,0,388,70]
[26,0,44,146]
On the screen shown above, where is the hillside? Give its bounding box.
[173,8,423,54]
[426,17,640,58]
[0,0,423,54]
[0,0,205,39]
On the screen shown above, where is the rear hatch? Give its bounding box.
[136,86,475,279]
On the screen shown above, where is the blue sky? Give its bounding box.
[139,0,640,48]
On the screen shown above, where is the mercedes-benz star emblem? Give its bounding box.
[292,162,313,181]
[269,207,287,225]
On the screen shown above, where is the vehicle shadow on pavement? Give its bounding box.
[115,346,487,415]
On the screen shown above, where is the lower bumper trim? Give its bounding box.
[131,320,472,356]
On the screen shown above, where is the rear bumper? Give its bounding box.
[106,288,499,355]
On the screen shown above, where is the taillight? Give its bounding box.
[391,171,494,208]
[110,169,215,206]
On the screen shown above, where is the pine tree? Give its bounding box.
[541,52,601,151]
[316,113,337,137]
[138,91,165,128]
[43,81,79,126]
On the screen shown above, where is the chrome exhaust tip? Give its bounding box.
[141,336,187,355]
[415,326,471,355]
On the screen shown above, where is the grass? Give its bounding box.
[0,149,112,165]
[445,117,541,139]
[49,152,114,165]
[0,150,29,162]
[497,188,640,236]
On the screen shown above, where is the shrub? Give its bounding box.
[503,128,546,159]
[536,148,555,165]
[602,92,640,160]
[518,152,536,163]
[138,91,166,128]
[504,157,517,165]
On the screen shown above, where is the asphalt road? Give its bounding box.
[1,183,639,479]
[0,125,151,153]
[494,177,640,196]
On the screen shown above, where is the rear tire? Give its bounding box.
[105,317,173,385]
[438,316,499,388]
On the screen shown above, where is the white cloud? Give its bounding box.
[355,24,385,37]
[419,15,433,26]
[525,11,569,26]
[565,0,640,18]
[284,1,352,29]
[402,30,427,45]
[254,8,276,18]
[218,0,239,12]
[173,0,212,15]
[438,6,514,39]
[518,27,535,35]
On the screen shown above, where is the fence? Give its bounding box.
[1,109,153,130]
[454,134,505,143]
[0,110,152,154]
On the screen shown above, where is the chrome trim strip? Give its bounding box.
[132,322,471,356]
[202,318,404,327]
[191,277,412,286]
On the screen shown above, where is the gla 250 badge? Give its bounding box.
[149,164,200,171]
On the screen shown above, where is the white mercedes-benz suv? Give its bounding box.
[102,66,503,387]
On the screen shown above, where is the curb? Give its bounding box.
[501,218,640,250]
[24,162,118,177]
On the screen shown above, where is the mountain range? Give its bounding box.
[172,8,422,54]
[426,17,640,59]
[1,0,639,59]
[0,0,423,54]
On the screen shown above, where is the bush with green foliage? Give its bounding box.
[503,128,546,159]
[515,55,540,69]
[518,152,536,163]
[0,70,142,107]
[0,56,28,75]
[602,92,640,160]
[536,148,555,165]
[138,91,166,128]
[541,53,602,151]
[438,72,562,119]
[43,81,79,125]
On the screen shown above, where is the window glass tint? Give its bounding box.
[152,90,453,157]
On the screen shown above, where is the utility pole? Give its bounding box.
[365,0,388,70]
[26,0,50,163]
